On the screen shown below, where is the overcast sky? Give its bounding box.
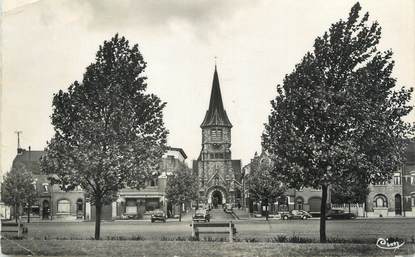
[1,0,414,176]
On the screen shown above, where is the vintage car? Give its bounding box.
[281,210,313,220]
[268,213,282,219]
[326,209,356,219]
[193,209,210,222]
[151,210,167,223]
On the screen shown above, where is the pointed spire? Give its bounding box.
[201,65,232,128]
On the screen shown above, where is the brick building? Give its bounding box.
[6,146,188,221]
[366,141,415,217]
[11,148,85,221]
[111,147,189,220]
[243,150,327,216]
[192,66,242,208]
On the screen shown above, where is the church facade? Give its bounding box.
[193,66,242,207]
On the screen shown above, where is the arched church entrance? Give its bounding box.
[212,190,223,208]
[207,186,227,208]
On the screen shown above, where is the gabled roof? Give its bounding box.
[12,150,45,175]
[200,66,232,128]
[166,146,187,159]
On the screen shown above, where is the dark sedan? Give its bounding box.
[281,210,313,220]
[326,209,356,219]
[151,210,167,223]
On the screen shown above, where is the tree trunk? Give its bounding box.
[27,204,31,223]
[94,200,102,240]
[320,185,328,243]
[364,194,368,218]
[14,204,18,223]
[348,203,351,213]
[179,203,182,222]
[265,207,269,221]
[264,199,269,221]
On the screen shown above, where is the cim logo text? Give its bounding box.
[376,238,405,251]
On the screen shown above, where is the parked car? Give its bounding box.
[281,210,312,220]
[268,213,282,219]
[197,204,211,211]
[151,210,166,223]
[326,209,356,219]
[193,209,210,222]
[224,204,233,213]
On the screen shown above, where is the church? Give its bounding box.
[193,66,242,208]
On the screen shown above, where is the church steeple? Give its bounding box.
[200,66,232,128]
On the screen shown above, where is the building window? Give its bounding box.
[211,128,223,141]
[373,195,388,208]
[23,205,40,216]
[214,153,224,159]
[32,179,37,190]
[311,187,321,191]
[57,199,71,213]
[295,198,304,210]
[150,178,158,187]
[31,206,40,216]
[374,181,388,186]
[42,183,49,192]
[125,199,138,214]
[393,173,401,185]
[77,199,83,211]
[411,176,415,185]
[145,198,160,211]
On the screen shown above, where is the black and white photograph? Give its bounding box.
[0,0,414,256]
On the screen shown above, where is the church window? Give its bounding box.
[214,153,224,159]
[211,129,223,141]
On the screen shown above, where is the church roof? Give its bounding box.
[200,66,232,128]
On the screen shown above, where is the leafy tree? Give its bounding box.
[41,34,168,239]
[330,176,369,213]
[165,167,198,222]
[263,3,414,242]
[1,164,37,222]
[246,153,285,220]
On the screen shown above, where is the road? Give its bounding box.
[20,217,415,241]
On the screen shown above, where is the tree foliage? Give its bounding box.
[165,167,197,221]
[41,34,168,239]
[330,176,369,206]
[246,153,286,210]
[1,163,37,221]
[262,3,413,242]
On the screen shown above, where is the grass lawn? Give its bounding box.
[1,240,415,257]
[19,219,415,242]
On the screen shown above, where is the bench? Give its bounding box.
[190,221,237,242]
[1,220,28,237]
